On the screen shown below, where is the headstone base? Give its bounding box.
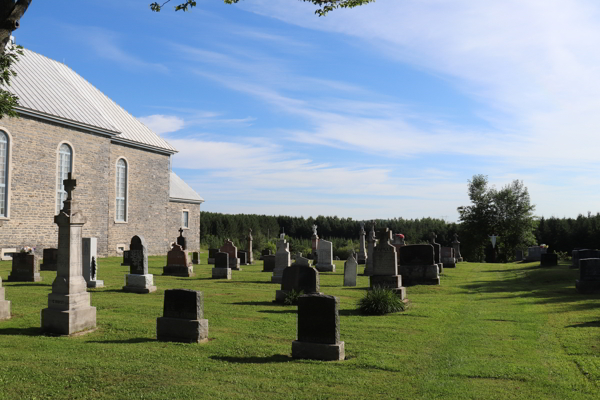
[230,259,241,271]
[369,275,406,300]
[575,280,600,294]
[7,273,42,282]
[163,266,195,277]
[41,306,97,336]
[123,274,157,294]
[87,280,104,289]
[157,317,209,343]
[207,258,215,264]
[315,264,335,273]
[212,268,231,279]
[292,340,345,361]
[398,265,440,286]
[443,262,456,269]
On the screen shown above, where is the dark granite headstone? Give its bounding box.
[121,250,130,266]
[399,244,435,265]
[296,294,339,344]
[263,255,276,272]
[192,252,199,264]
[215,252,229,268]
[7,253,41,282]
[176,228,187,251]
[576,258,600,293]
[540,253,558,267]
[129,236,148,275]
[515,250,523,261]
[40,248,58,271]
[281,265,319,294]
[208,248,218,264]
[396,244,439,286]
[238,250,248,265]
[163,289,203,320]
[157,289,208,343]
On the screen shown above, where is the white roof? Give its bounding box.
[170,172,204,204]
[8,48,177,154]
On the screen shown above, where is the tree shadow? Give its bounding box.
[566,320,600,328]
[339,309,362,316]
[210,354,292,364]
[3,282,50,287]
[258,309,296,314]
[342,286,369,291]
[88,338,155,344]
[238,281,276,285]
[231,301,277,306]
[0,327,41,336]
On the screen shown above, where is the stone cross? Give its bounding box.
[376,228,392,245]
[312,224,318,236]
[248,228,253,240]
[63,173,76,202]
[453,233,460,243]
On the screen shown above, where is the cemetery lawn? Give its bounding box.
[1,258,599,400]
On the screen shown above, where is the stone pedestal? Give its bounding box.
[357,222,367,265]
[0,278,11,320]
[123,274,157,293]
[212,267,232,279]
[41,174,96,336]
[157,289,208,343]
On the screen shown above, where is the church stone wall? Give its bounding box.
[167,201,201,253]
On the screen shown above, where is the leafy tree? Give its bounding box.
[457,175,536,262]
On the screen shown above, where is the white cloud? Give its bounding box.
[138,114,185,134]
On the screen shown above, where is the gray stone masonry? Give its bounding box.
[7,252,41,282]
[40,248,58,271]
[0,277,11,320]
[157,289,208,343]
[397,244,440,286]
[163,243,194,277]
[292,294,344,361]
[540,253,558,267]
[275,259,319,303]
[41,174,96,335]
[82,237,104,288]
[220,239,241,270]
[263,255,276,272]
[343,255,358,287]
[576,258,600,293]
[272,238,291,283]
[123,235,156,294]
[315,239,335,272]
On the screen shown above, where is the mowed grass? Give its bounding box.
[0,255,599,399]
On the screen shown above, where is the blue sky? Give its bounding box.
[14,0,600,221]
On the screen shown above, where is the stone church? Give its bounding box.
[0,48,203,258]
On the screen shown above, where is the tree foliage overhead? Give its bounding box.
[150,0,375,16]
[457,174,536,262]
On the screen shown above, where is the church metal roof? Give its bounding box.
[8,48,178,154]
[170,172,204,204]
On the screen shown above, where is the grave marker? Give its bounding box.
[315,239,335,272]
[163,243,195,277]
[7,252,41,282]
[212,252,231,279]
[343,254,358,287]
[40,248,58,271]
[123,235,157,293]
[398,244,440,285]
[157,289,209,343]
[82,238,104,288]
[576,258,600,293]
[0,277,10,320]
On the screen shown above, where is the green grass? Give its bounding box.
[0,256,599,399]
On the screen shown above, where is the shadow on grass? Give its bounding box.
[89,338,155,344]
[258,309,296,314]
[4,282,51,287]
[0,327,41,336]
[342,286,369,291]
[237,281,275,285]
[566,320,600,328]
[460,264,600,310]
[210,354,291,364]
[339,309,362,316]
[231,301,276,306]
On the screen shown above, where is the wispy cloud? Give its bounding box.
[138,114,185,134]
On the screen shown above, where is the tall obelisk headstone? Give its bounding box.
[41,173,97,335]
[452,233,463,262]
[311,225,319,261]
[247,229,254,264]
[357,222,367,265]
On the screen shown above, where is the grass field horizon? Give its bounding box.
[0,256,599,399]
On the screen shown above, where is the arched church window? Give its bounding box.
[0,131,8,217]
[116,158,128,221]
[56,143,72,213]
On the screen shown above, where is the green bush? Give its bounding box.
[284,289,304,305]
[357,286,405,315]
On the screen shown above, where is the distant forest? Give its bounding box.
[200,211,600,262]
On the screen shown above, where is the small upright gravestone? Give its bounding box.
[82,237,104,288]
[220,239,241,270]
[123,235,157,294]
[192,252,199,265]
[157,289,208,343]
[540,253,558,267]
[441,247,456,269]
[292,294,344,361]
[176,227,187,250]
[576,258,600,293]
[121,250,130,266]
[275,255,319,302]
[238,250,248,266]
[207,248,218,264]
[0,277,10,320]
[7,251,41,282]
[263,255,276,272]
[343,254,358,287]
[40,248,58,271]
[370,228,406,299]
[315,239,335,272]
[163,243,195,277]
[212,252,231,279]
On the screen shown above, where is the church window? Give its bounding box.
[56,143,72,213]
[0,131,8,217]
[116,158,128,221]
[182,210,189,228]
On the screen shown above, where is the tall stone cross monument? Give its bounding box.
[41,173,96,335]
[357,221,367,265]
[247,228,254,264]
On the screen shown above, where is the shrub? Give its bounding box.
[357,286,405,315]
[284,289,304,306]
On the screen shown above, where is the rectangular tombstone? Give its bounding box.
[441,246,456,268]
[207,248,218,265]
[315,239,335,272]
[540,253,558,267]
[276,264,320,302]
[215,252,229,268]
[263,255,276,272]
[0,277,10,320]
[7,253,41,282]
[40,248,58,271]
[397,245,439,285]
[238,250,248,265]
[372,242,398,276]
[515,250,524,262]
[157,289,208,343]
[343,256,358,287]
[192,252,199,265]
[292,294,344,361]
[260,249,272,261]
[121,250,131,266]
[272,239,291,283]
[220,240,241,270]
[129,236,148,275]
[576,258,600,293]
[527,246,547,262]
[82,238,104,288]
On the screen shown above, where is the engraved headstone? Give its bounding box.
[370,228,406,298]
[0,277,11,320]
[263,254,276,272]
[576,258,600,293]
[123,235,156,293]
[398,244,440,286]
[220,239,241,270]
[121,250,130,266]
[163,243,194,277]
[192,252,199,265]
[292,294,345,361]
[315,239,335,272]
[275,260,319,302]
[82,237,104,288]
[238,250,248,265]
[41,173,96,335]
[7,252,41,282]
[441,246,456,269]
[526,246,547,262]
[157,289,209,343]
[343,254,358,287]
[40,248,58,271]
